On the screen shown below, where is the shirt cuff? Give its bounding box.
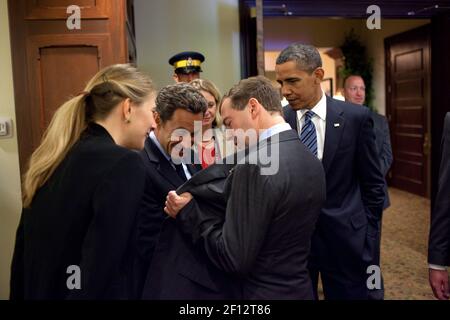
[429,264,448,270]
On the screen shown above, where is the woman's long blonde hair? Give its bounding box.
[22,64,155,207]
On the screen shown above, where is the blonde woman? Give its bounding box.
[190,79,234,168]
[10,64,156,300]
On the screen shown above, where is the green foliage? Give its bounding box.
[340,29,375,111]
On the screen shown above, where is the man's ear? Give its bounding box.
[122,98,132,122]
[248,98,260,119]
[154,111,162,127]
[313,68,325,84]
[173,74,180,83]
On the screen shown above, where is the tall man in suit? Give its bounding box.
[343,75,393,210]
[134,83,206,297]
[428,112,450,300]
[275,43,385,300]
[165,76,326,299]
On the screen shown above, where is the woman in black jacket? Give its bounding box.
[10,64,156,299]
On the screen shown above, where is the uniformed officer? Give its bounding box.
[168,51,205,83]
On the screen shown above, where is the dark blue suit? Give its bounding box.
[134,136,201,298]
[428,113,450,267]
[371,112,393,210]
[142,163,239,299]
[284,96,385,299]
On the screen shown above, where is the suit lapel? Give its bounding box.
[144,137,185,188]
[322,97,345,174]
[284,106,298,132]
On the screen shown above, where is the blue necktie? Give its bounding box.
[300,110,318,157]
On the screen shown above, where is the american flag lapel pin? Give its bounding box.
[334,123,340,128]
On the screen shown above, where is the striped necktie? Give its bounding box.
[300,110,318,157]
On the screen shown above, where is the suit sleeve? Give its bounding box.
[10,210,25,300]
[178,164,275,275]
[428,114,450,266]
[379,116,393,176]
[136,177,167,265]
[356,111,386,225]
[67,151,146,299]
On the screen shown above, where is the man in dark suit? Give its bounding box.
[428,112,450,300]
[165,76,326,299]
[343,75,393,209]
[275,43,385,300]
[134,83,206,297]
[142,163,239,300]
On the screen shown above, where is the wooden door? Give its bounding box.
[385,25,431,197]
[8,0,134,174]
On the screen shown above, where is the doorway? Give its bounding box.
[385,25,431,197]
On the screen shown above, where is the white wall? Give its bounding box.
[0,0,23,299]
[134,0,241,95]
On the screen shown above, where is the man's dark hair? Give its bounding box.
[155,83,207,122]
[276,43,322,74]
[222,76,282,113]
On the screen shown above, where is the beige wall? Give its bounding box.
[264,17,362,51]
[0,1,22,299]
[134,0,241,94]
[264,17,430,115]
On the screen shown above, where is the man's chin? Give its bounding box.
[288,102,304,110]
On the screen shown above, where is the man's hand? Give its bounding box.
[164,191,193,218]
[429,268,450,300]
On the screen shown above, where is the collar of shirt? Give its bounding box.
[259,122,292,142]
[296,91,327,122]
[149,131,172,162]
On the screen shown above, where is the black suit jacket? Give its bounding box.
[428,112,450,266]
[142,164,239,299]
[284,97,385,275]
[135,136,201,297]
[371,112,393,209]
[10,123,146,299]
[176,129,326,299]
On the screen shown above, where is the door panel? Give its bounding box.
[39,46,100,130]
[385,25,431,197]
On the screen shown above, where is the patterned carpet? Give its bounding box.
[317,187,435,300]
[381,187,434,300]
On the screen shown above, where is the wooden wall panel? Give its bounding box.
[25,0,108,20]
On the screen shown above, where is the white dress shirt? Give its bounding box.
[259,122,292,142]
[429,263,447,271]
[296,91,327,161]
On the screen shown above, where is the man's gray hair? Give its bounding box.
[276,43,322,74]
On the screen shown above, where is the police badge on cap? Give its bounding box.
[168,51,205,75]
